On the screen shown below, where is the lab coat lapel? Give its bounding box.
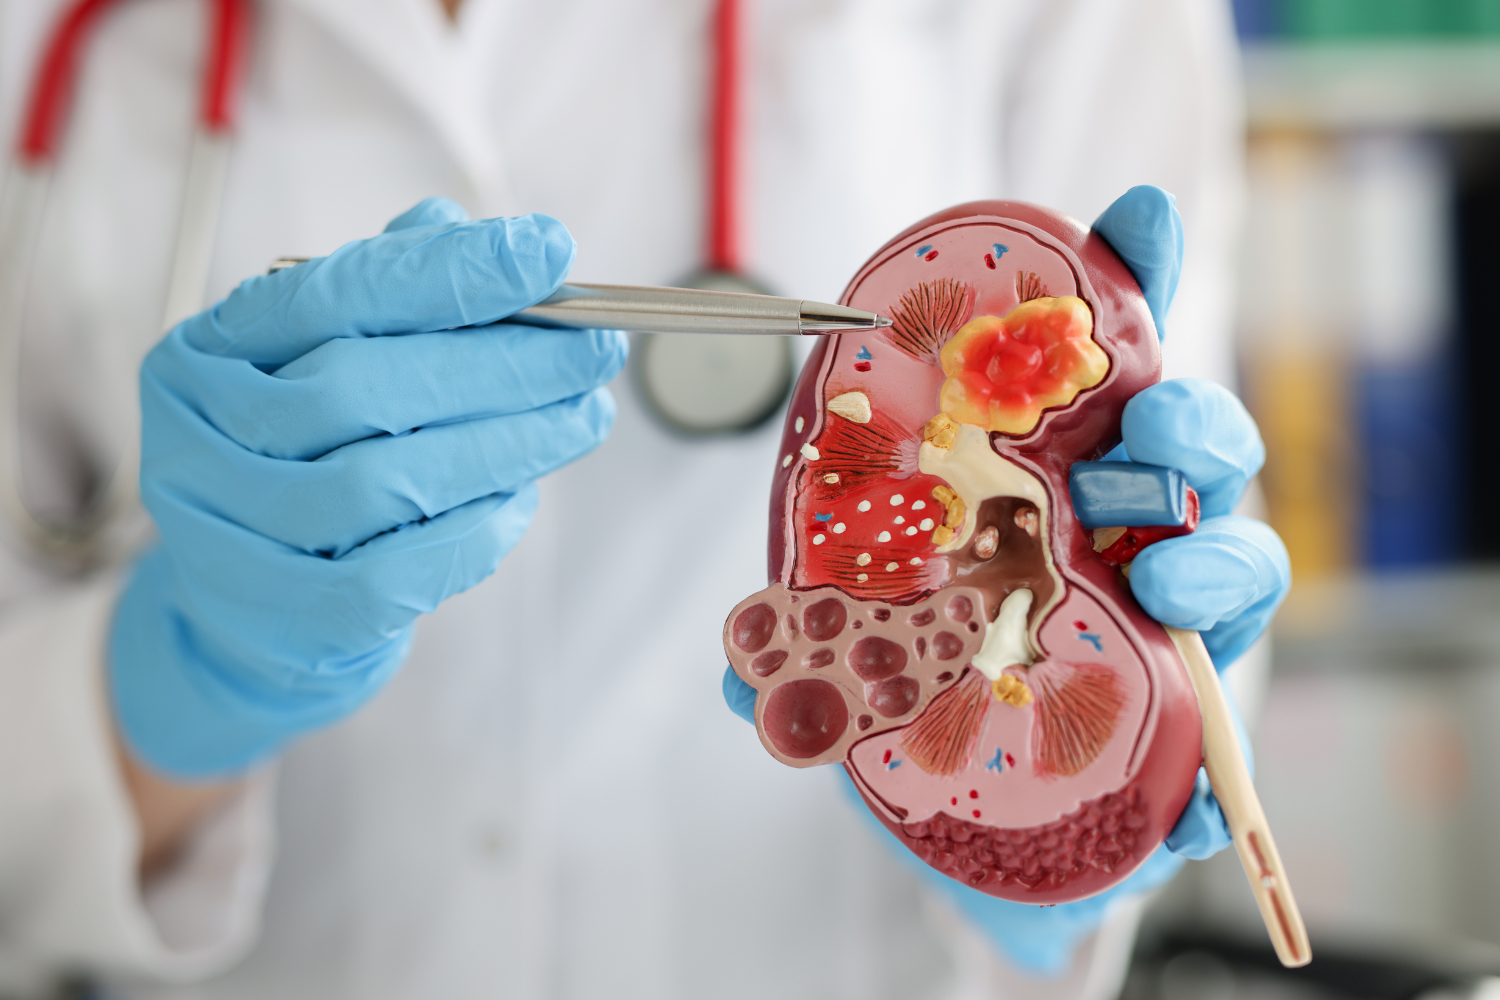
[276,0,511,209]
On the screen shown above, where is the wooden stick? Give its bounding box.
[1166,625,1312,969]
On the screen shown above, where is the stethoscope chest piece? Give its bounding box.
[635,270,792,435]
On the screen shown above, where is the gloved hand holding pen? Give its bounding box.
[111,197,627,778]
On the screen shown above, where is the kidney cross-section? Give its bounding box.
[723,201,1203,904]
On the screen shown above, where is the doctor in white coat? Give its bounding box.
[0,0,1254,997]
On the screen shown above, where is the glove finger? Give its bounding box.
[1164,769,1232,860]
[334,484,539,614]
[383,197,469,233]
[838,768,1186,975]
[156,485,540,672]
[148,323,628,461]
[1130,515,1290,670]
[932,846,1186,974]
[723,665,757,724]
[116,486,538,779]
[181,212,576,365]
[144,386,615,557]
[1166,687,1253,860]
[1090,185,1183,341]
[112,546,415,777]
[1120,379,1266,517]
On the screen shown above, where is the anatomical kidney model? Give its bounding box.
[724,201,1309,964]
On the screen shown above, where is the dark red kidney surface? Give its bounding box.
[724,202,1202,903]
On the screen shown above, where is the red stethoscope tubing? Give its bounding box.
[18,0,251,164]
[707,0,743,274]
[23,0,737,279]
[2,0,753,560]
[0,0,250,564]
[638,0,791,436]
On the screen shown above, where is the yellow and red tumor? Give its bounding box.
[938,296,1108,435]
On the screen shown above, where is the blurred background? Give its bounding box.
[1125,2,1500,998]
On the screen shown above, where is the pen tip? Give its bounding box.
[875,315,893,328]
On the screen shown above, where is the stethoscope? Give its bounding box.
[0,0,251,568]
[0,0,785,570]
[634,0,794,436]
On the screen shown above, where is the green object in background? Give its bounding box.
[1473,0,1500,31]
[1275,0,1500,38]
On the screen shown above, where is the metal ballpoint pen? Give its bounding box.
[518,283,891,335]
[266,261,892,335]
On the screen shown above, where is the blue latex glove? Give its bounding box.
[1095,186,1289,863]
[1091,184,1184,342]
[1096,191,1288,657]
[1111,380,1288,669]
[111,197,628,778]
[1083,379,1285,864]
[723,186,1289,973]
[844,771,1186,976]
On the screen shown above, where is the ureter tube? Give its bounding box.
[1166,625,1311,969]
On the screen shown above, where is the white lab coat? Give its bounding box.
[0,0,1245,996]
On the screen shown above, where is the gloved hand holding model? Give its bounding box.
[1092,186,1288,860]
[111,198,627,778]
[722,186,1290,973]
